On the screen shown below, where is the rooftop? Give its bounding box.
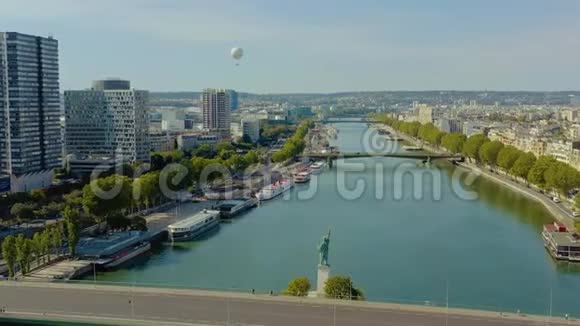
[168,209,220,229]
[76,231,146,257]
[548,231,580,248]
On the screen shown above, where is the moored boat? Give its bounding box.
[310,161,325,174]
[75,231,151,269]
[168,209,220,242]
[256,178,293,201]
[542,222,580,262]
[293,171,311,183]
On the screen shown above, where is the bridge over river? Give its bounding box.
[0,281,572,326]
[303,151,464,162]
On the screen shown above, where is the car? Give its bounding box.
[552,197,561,203]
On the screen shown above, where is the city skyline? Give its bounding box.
[2,0,580,93]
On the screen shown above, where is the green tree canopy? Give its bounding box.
[479,140,504,167]
[527,156,557,189]
[510,152,536,182]
[10,202,37,221]
[285,276,311,296]
[441,133,466,154]
[64,205,80,256]
[82,175,133,218]
[1,234,17,278]
[497,146,522,173]
[462,134,489,162]
[324,275,364,300]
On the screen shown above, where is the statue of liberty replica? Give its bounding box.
[315,229,331,296]
[318,229,331,266]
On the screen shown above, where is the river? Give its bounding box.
[91,122,580,316]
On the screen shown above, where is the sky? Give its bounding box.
[2,0,579,93]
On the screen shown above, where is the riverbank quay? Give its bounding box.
[0,281,577,326]
[374,123,578,230]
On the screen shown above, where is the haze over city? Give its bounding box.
[2,0,580,92]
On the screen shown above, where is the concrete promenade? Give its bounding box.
[0,281,577,326]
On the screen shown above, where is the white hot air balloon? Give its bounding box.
[231,47,243,65]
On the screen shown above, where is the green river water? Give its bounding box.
[91,122,580,316]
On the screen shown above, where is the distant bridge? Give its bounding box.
[320,117,373,123]
[303,151,464,161]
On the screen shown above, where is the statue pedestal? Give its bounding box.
[316,264,330,296]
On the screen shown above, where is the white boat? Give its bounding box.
[310,161,325,174]
[293,172,311,183]
[168,209,220,242]
[256,178,293,201]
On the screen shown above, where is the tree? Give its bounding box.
[82,175,133,219]
[214,141,234,153]
[10,202,36,221]
[15,234,28,275]
[286,277,311,296]
[479,140,504,169]
[150,153,165,171]
[1,234,17,278]
[462,134,488,162]
[35,202,64,219]
[192,144,216,159]
[497,146,522,174]
[324,275,364,300]
[41,230,52,263]
[30,189,46,203]
[32,232,43,265]
[527,156,557,190]
[440,133,466,154]
[545,162,580,197]
[510,152,536,184]
[135,172,161,209]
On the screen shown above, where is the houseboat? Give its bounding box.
[310,161,325,174]
[168,209,220,242]
[256,178,293,201]
[542,222,580,262]
[293,171,311,183]
[76,231,151,269]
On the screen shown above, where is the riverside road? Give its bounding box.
[0,282,576,326]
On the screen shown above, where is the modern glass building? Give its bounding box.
[64,79,150,165]
[0,32,61,192]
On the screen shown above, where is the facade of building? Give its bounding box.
[561,110,578,122]
[176,133,219,151]
[438,118,462,133]
[227,89,238,111]
[202,89,230,137]
[417,105,433,124]
[241,118,260,142]
[0,32,62,192]
[545,140,580,165]
[149,132,176,152]
[65,79,150,164]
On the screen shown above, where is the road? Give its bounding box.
[0,282,577,326]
